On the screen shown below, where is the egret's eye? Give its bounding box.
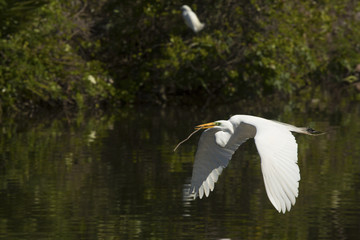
[214,122,221,126]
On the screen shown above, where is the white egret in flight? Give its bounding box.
[181,5,205,33]
[187,115,322,213]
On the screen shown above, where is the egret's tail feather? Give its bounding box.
[305,127,324,135]
[294,127,325,136]
[196,23,205,32]
[271,120,324,135]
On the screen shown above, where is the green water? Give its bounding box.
[0,102,359,239]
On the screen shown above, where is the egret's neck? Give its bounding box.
[214,122,234,147]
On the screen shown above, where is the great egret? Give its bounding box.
[181,5,205,33]
[188,115,322,213]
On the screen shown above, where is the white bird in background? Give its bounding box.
[181,5,205,33]
[188,115,322,213]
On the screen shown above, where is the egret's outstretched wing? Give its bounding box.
[190,122,256,199]
[183,11,198,31]
[254,125,300,213]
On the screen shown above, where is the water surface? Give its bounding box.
[0,102,360,239]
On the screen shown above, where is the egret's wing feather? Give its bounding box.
[254,125,300,213]
[190,122,256,199]
[226,122,257,151]
[183,11,203,32]
[182,12,195,30]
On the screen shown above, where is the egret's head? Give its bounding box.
[181,5,191,12]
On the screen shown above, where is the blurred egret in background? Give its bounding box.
[181,5,205,33]
[187,115,322,213]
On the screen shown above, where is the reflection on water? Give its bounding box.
[0,102,360,239]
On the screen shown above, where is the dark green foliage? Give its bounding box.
[0,0,49,37]
[98,0,360,103]
[1,0,360,112]
[0,0,115,112]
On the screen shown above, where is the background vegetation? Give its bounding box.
[1,0,360,112]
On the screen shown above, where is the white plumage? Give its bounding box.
[189,115,321,213]
[181,5,205,33]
